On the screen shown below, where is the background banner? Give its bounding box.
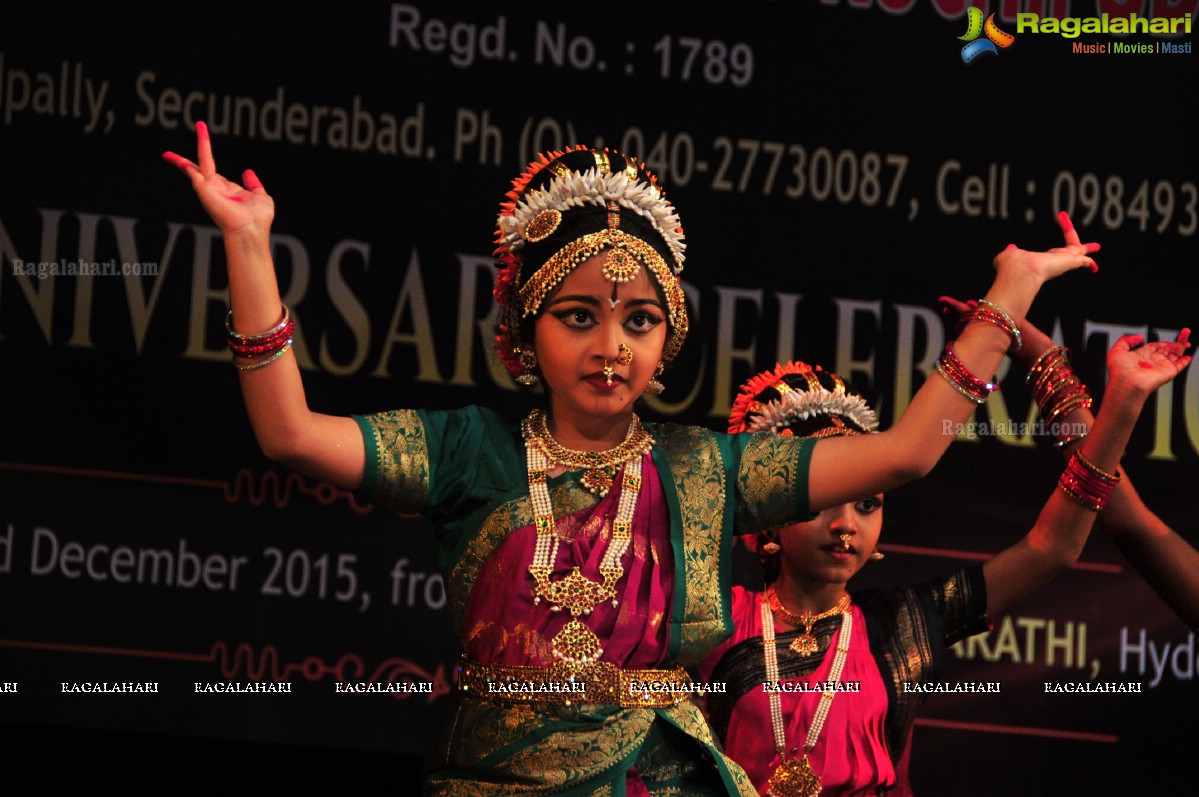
[2,2,1195,792]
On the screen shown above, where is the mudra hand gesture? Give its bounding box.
[990,211,1100,286]
[163,121,273,237]
[1106,331,1192,397]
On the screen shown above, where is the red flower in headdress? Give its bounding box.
[727,361,820,433]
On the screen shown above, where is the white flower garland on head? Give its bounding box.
[497,167,686,274]
[747,388,880,436]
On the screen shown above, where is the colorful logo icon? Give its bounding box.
[959,8,1015,63]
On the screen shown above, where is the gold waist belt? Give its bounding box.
[457,658,699,708]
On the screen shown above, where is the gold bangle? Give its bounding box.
[1073,450,1120,483]
[1027,345,1069,381]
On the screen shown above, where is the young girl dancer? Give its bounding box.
[166,126,1108,794]
[700,334,1188,795]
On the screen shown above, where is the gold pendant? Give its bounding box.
[601,245,640,284]
[581,468,614,496]
[544,567,612,617]
[552,618,604,662]
[767,755,821,797]
[790,632,819,656]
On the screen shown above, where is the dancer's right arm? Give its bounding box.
[941,289,1199,628]
[165,122,365,489]
[1012,318,1199,628]
[807,233,1097,512]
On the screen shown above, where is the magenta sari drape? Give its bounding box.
[462,452,675,669]
[459,455,678,795]
[707,589,895,796]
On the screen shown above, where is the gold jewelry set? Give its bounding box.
[521,408,653,663]
[762,587,853,797]
[766,585,851,657]
[462,408,676,703]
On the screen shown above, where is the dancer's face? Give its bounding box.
[777,496,885,588]
[532,254,667,430]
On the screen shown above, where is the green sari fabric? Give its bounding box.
[354,406,815,795]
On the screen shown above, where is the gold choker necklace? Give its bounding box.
[522,409,653,663]
[523,408,653,496]
[766,586,850,657]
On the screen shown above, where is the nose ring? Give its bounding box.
[838,532,853,551]
[601,344,634,386]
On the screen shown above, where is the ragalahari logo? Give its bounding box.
[958,7,1015,63]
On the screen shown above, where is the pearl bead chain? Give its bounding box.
[524,411,646,661]
[760,595,853,772]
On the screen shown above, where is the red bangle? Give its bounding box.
[1058,451,1120,511]
[935,342,998,404]
[227,306,294,359]
[956,300,1021,352]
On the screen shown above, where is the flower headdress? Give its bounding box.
[492,147,688,383]
[728,361,879,437]
[730,361,881,577]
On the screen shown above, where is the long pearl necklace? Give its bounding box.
[523,409,652,663]
[761,592,853,797]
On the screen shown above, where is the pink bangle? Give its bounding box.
[1027,346,1095,436]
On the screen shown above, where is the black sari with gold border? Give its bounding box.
[703,568,989,794]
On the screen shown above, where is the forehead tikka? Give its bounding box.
[601,201,641,284]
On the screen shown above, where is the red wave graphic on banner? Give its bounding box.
[0,461,373,514]
[223,468,372,513]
